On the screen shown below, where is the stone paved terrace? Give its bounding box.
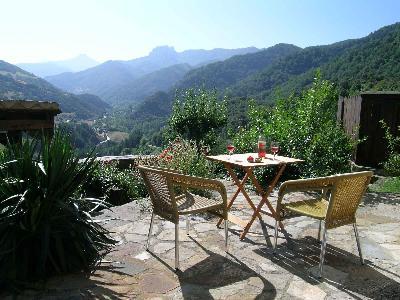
[4,181,400,299]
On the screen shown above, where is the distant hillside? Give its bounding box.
[178,43,301,90]
[17,54,99,77]
[0,60,109,119]
[133,22,400,124]
[132,91,172,119]
[102,64,192,105]
[228,39,361,101]
[46,46,259,103]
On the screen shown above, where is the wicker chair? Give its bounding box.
[138,165,228,271]
[273,171,373,278]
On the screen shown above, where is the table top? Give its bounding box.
[207,153,303,168]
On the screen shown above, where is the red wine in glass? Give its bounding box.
[271,142,279,159]
[227,144,235,155]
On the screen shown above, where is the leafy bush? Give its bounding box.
[157,138,215,178]
[234,73,356,178]
[0,133,115,286]
[85,161,148,206]
[167,88,227,149]
[369,177,400,193]
[380,121,400,176]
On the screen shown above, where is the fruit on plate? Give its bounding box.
[247,155,254,162]
[255,157,262,163]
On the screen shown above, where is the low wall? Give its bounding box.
[95,155,156,169]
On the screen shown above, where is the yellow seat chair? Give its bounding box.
[274,171,373,277]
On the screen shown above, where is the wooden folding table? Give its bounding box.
[207,153,302,240]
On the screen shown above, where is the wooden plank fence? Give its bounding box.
[338,93,400,167]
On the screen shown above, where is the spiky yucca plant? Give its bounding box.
[0,132,115,286]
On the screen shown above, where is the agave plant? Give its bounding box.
[0,132,115,286]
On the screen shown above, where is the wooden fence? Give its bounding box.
[337,93,400,167]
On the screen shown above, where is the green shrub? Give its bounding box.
[167,88,227,150]
[384,154,400,176]
[0,133,115,287]
[234,73,356,178]
[157,138,215,178]
[85,161,148,206]
[369,177,400,193]
[155,138,216,197]
[380,120,400,176]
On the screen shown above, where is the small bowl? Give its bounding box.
[254,157,263,163]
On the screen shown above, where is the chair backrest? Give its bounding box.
[137,165,179,223]
[325,171,372,229]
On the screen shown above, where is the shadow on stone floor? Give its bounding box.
[149,237,277,299]
[1,265,134,299]
[362,192,400,206]
[254,236,400,299]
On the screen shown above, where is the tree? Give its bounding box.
[234,73,356,177]
[167,88,227,148]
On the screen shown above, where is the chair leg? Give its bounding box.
[318,220,322,241]
[273,219,278,253]
[146,212,155,250]
[175,222,180,271]
[186,215,190,235]
[318,225,327,278]
[353,222,364,265]
[224,219,229,252]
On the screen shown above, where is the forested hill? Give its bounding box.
[178,43,302,90]
[136,21,400,120]
[130,43,304,120]
[0,60,110,119]
[229,22,400,102]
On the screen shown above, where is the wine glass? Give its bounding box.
[270,141,279,160]
[226,140,235,159]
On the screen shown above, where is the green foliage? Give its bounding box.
[229,23,400,103]
[234,74,355,177]
[168,88,228,148]
[85,162,147,206]
[369,177,400,193]
[92,102,167,156]
[58,121,100,156]
[158,138,215,178]
[179,44,301,90]
[380,120,400,176]
[0,132,115,286]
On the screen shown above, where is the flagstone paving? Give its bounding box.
[4,182,400,299]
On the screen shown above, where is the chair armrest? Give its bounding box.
[170,173,227,205]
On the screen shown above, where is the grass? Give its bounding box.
[108,131,129,142]
[369,177,400,193]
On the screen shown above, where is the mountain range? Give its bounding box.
[133,22,400,123]
[2,22,400,125]
[45,46,259,104]
[0,60,109,119]
[17,54,99,78]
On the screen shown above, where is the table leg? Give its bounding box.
[226,165,263,219]
[217,164,262,228]
[216,170,249,227]
[240,164,286,240]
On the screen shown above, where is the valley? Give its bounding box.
[2,22,400,157]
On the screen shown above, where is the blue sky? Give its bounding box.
[1,0,399,63]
